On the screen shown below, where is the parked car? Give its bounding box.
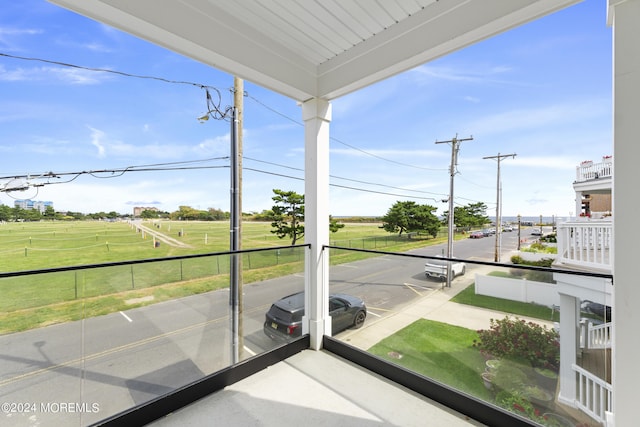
[263,292,367,341]
[469,231,484,239]
[581,300,612,321]
[531,228,543,236]
[502,225,513,232]
[424,257,466,280]
[481,228,495,236]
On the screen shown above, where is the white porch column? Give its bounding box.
[557,293,579,407]
[609,0,640,425]
[302,98,332,350]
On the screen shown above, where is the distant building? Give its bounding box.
[133,206,159,217]
[14,199,53,213]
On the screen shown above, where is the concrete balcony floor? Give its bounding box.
[149,349,484,427]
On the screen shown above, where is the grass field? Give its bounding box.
[0,220,448,333]
[0,220,442,271]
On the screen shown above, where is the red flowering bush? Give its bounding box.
[495,391,548,424]
[473,316,559,370]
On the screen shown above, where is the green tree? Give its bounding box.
[65,211,86,220]
[171,205,200,220]
[23,208,41,222]
[251,209,274,221]
[141,209,158,219]
[0,204,11,221]
[329,215,345,233]
[11,206,27,221]
[208,207,229,220]
[268,190,345,243]
[441,202,490,229]
[43,205,56,220]
[270,189,305,245]
[381,201,440,237]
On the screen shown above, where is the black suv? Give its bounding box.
[263,292,367,341]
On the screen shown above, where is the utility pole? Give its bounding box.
[230,77,244,364]
[483,153,516,262]
[435,134,473,287]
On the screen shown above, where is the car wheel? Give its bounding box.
[353,311,366,329]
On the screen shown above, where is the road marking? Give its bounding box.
[403,282,424,295]
[367,311,382,318]
[243,346,256,356]
[120,311,133,322]
[366,306,390,314]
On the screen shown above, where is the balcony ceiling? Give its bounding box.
[49,0,581,102]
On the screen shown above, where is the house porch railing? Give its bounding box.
[580,320,612,350]
[556,220,612,270]
[576,158,612,182]
[572,363,613,425]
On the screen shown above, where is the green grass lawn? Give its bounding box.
[368,319,492,401]
[0,220,443,271]
[0,220,452,333]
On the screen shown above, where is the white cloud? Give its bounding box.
[89,127,106,157]
[409,63,515,85]
[467,100,609,137]
[0,65,111,84]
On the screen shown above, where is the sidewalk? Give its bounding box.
[342,264,555,350]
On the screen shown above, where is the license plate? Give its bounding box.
[271,322,278,329]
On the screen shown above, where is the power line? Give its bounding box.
[0,52,218,89]
[0,52,232,120]
[1,53,491,207]
[243,156,447,198]
[243,167,440,201]
[2,52,439,171]
[245,93,447,172]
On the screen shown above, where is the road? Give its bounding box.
[0,226,542,426]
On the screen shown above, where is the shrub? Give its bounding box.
[473,316,559,370]
[495,391,548,424]
[540,233,557,243]
[510,255,554,268]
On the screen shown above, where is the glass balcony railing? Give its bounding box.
[0,241,613,426]
[0,246,307,426]
[327,246,612,427]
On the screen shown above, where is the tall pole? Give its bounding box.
[229,105,239,364]
[436,134,473,287]
[233,77,244,360]
[483,153,516,262]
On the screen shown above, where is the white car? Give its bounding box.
[424,257,466,280]
[531,228,543,236]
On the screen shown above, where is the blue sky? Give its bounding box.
[1,0,612,219]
